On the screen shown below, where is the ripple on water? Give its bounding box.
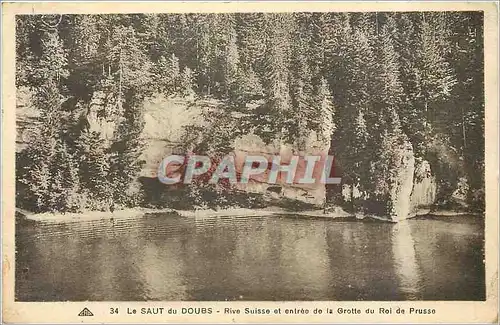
[15,213,485,301]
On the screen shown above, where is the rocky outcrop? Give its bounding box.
[138,96,444,219]
[338,137,429,221]
[139,95,204,177]
[360,149,438,221]
[387,139,416,221]
[409,159,437,215]
[86,88,124,144]
[233,129,332,206]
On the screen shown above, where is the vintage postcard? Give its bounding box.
[2,1,498,323]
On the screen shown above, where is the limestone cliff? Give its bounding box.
[138,96,446,220]
[409,160,438,215]
[387,138,416,221]
[336,139,437,221]
[233,131,332,206]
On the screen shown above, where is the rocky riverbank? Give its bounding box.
[16,204,481,224]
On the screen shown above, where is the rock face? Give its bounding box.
[339,137,427,221]
[139,95,204,178]
[138,96,441,219]
[409,160,437,215]
[369,153,437,221]
[361,145,437,221]
[387,139,416,221]
[87,90,120,144]
[233,131,332,206]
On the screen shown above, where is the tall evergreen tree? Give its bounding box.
[222,22,240,100]
[108,90,146,207]
[31,28,69,89]
[367,16,407,203]
[308,12,335,76]
[76,129,113,210]
[415,12,457,137]
[235,13,267,72]
[153,53,181,95]
[288,31,313,148]
[329,17,374,208]
[260,14,293,144]
[21,79,76,212]
[446,12,484,208]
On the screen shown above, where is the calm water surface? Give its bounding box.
[15,213,485,301]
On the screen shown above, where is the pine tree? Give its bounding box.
[232,67,264,107]
[161,14,190,66]
[48,140,80,211]
[109,25,153,97]
[109,90,146,207]
[367,17,407,203]
[31,29,69,89]
[90,23,151,208]
[310,76,334,142]
[153,53,181,95]
[63,15,106,101]
[235,13,267,72]
[394,13,429,158]
[260,14,293,144]
[232,13,267,104]
[308,12,335,75]
[21,80,70,212]
[76,129,113,210]
[168,53,181,86]
[133,13,165,60]
[66,15,101,64]
[446,12,484,209]
[179,66,195,98]
[288,31,313,147]
[371,15,404,133]
[329,16,376,209]
[415,12,457,137]
[223,24,240,100]
[18,24,75,212]
[184,14,215,95]
[15,15,39,87]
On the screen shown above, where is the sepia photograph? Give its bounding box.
[2,1,499,324]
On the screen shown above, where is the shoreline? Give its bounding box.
[17,206,352,223]
[16,206,482,224]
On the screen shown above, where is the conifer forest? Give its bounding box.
[15,12,485,219]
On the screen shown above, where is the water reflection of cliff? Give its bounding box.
[391,221,422,300]
[325,223,403,300]
[408,216,485,300]
[16,214,484,301]
[179,217,332,300]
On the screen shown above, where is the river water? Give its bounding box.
[15,213,485,301]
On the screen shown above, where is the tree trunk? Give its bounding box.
[462,105,467,150]
[118,44,123,111]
